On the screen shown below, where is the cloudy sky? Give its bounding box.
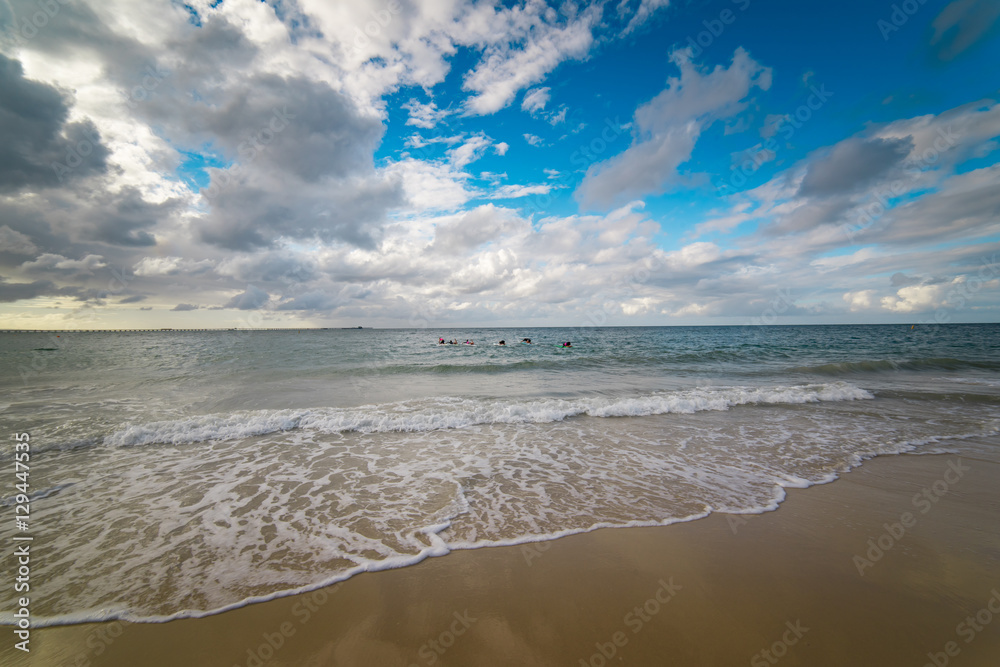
[0,0,998,329]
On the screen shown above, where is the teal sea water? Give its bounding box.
[1,324,998,625]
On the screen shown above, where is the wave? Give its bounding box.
[103,382,874,447]
[789,358,1000,375]
[1,483,74,507]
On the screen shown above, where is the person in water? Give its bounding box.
[449,339,458,345]
[522,338,531,344]
[464,339,474,345]
[438,338,445,344]
[562,341,572,347]
[499,340,506,346]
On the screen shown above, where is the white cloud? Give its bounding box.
[461,4,601,115]
[523,133,544,146]
[384,157,477,212]
[402,98,452,129]
[665,242,722,270]
[576,48,771,209]
[133,256,215,277]
[880,280,960,313]
[490,184,552,199]
[546,105,568,125]
[493,141,509,156]
[843,289,876,312]
[405,133,464,149]
[447,133,493,168]
[521,86,551,113]
[620,0,671,35]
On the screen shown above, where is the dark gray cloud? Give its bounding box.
[165,16,258,77]
[798,137,912,198]
[151,70,406,250]
[3,0,156,82]
[79,187,179,247]
[118,294,146,304]
[201,176,401,250]
[0,198,72,263]
[224,285,269,310]
[0,277,55,302]
[4,2,400,253]
[193,74,383,183]
[0,224,37,255]
[0,54,109,192]
[766,197,857,235]
[171,303,199,311]
[0,275,92,302]
[181,71,404,250]
[216,251,318,285]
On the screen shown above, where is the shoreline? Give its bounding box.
[9,450,1000,666]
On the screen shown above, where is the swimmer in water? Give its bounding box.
[499,340,506,346]
[521,338,531,344]
[562,341,572,347]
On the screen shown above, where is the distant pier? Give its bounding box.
[0,328,367,333]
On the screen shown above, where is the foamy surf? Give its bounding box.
[7,396,996,628]
[103,382,874,447]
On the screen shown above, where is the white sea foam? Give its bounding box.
[3,383,996,630]
[103,382,874,447]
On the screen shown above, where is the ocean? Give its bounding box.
[1,324,998,626]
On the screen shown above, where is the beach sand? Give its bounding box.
[15,451,1000,667]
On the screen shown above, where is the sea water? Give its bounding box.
[1,324,998,625]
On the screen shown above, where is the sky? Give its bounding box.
[0,0,999,329]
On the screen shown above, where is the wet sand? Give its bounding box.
[12,451,1000,667]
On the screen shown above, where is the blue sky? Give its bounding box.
[0,0,999,328]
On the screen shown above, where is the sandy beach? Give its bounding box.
[10,449,998,667]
